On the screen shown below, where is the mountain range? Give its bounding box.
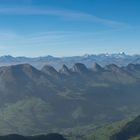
[0,62,139,136]
[1,53,140,69]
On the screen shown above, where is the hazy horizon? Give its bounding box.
[0,52,140,58]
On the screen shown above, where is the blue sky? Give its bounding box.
[0,0,139,56]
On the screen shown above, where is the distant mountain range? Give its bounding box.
[1,53,140,69]
[0,62,140,135]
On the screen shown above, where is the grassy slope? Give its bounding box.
[66,118,132,140]
[129,136,140,140]
[0,96,136,140]
[0,97,54,135]
[0,96,135,139]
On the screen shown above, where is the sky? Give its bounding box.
[0,0,139,57]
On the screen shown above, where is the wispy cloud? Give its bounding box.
[0,29,122,50]
[0,30,110,56]
[0,27,136,57]
[0,27,129,43]
[0,32,18,40]
[0,6,125,27]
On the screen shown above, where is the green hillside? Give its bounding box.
[66,118,132,140]
[111,115,140,140]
